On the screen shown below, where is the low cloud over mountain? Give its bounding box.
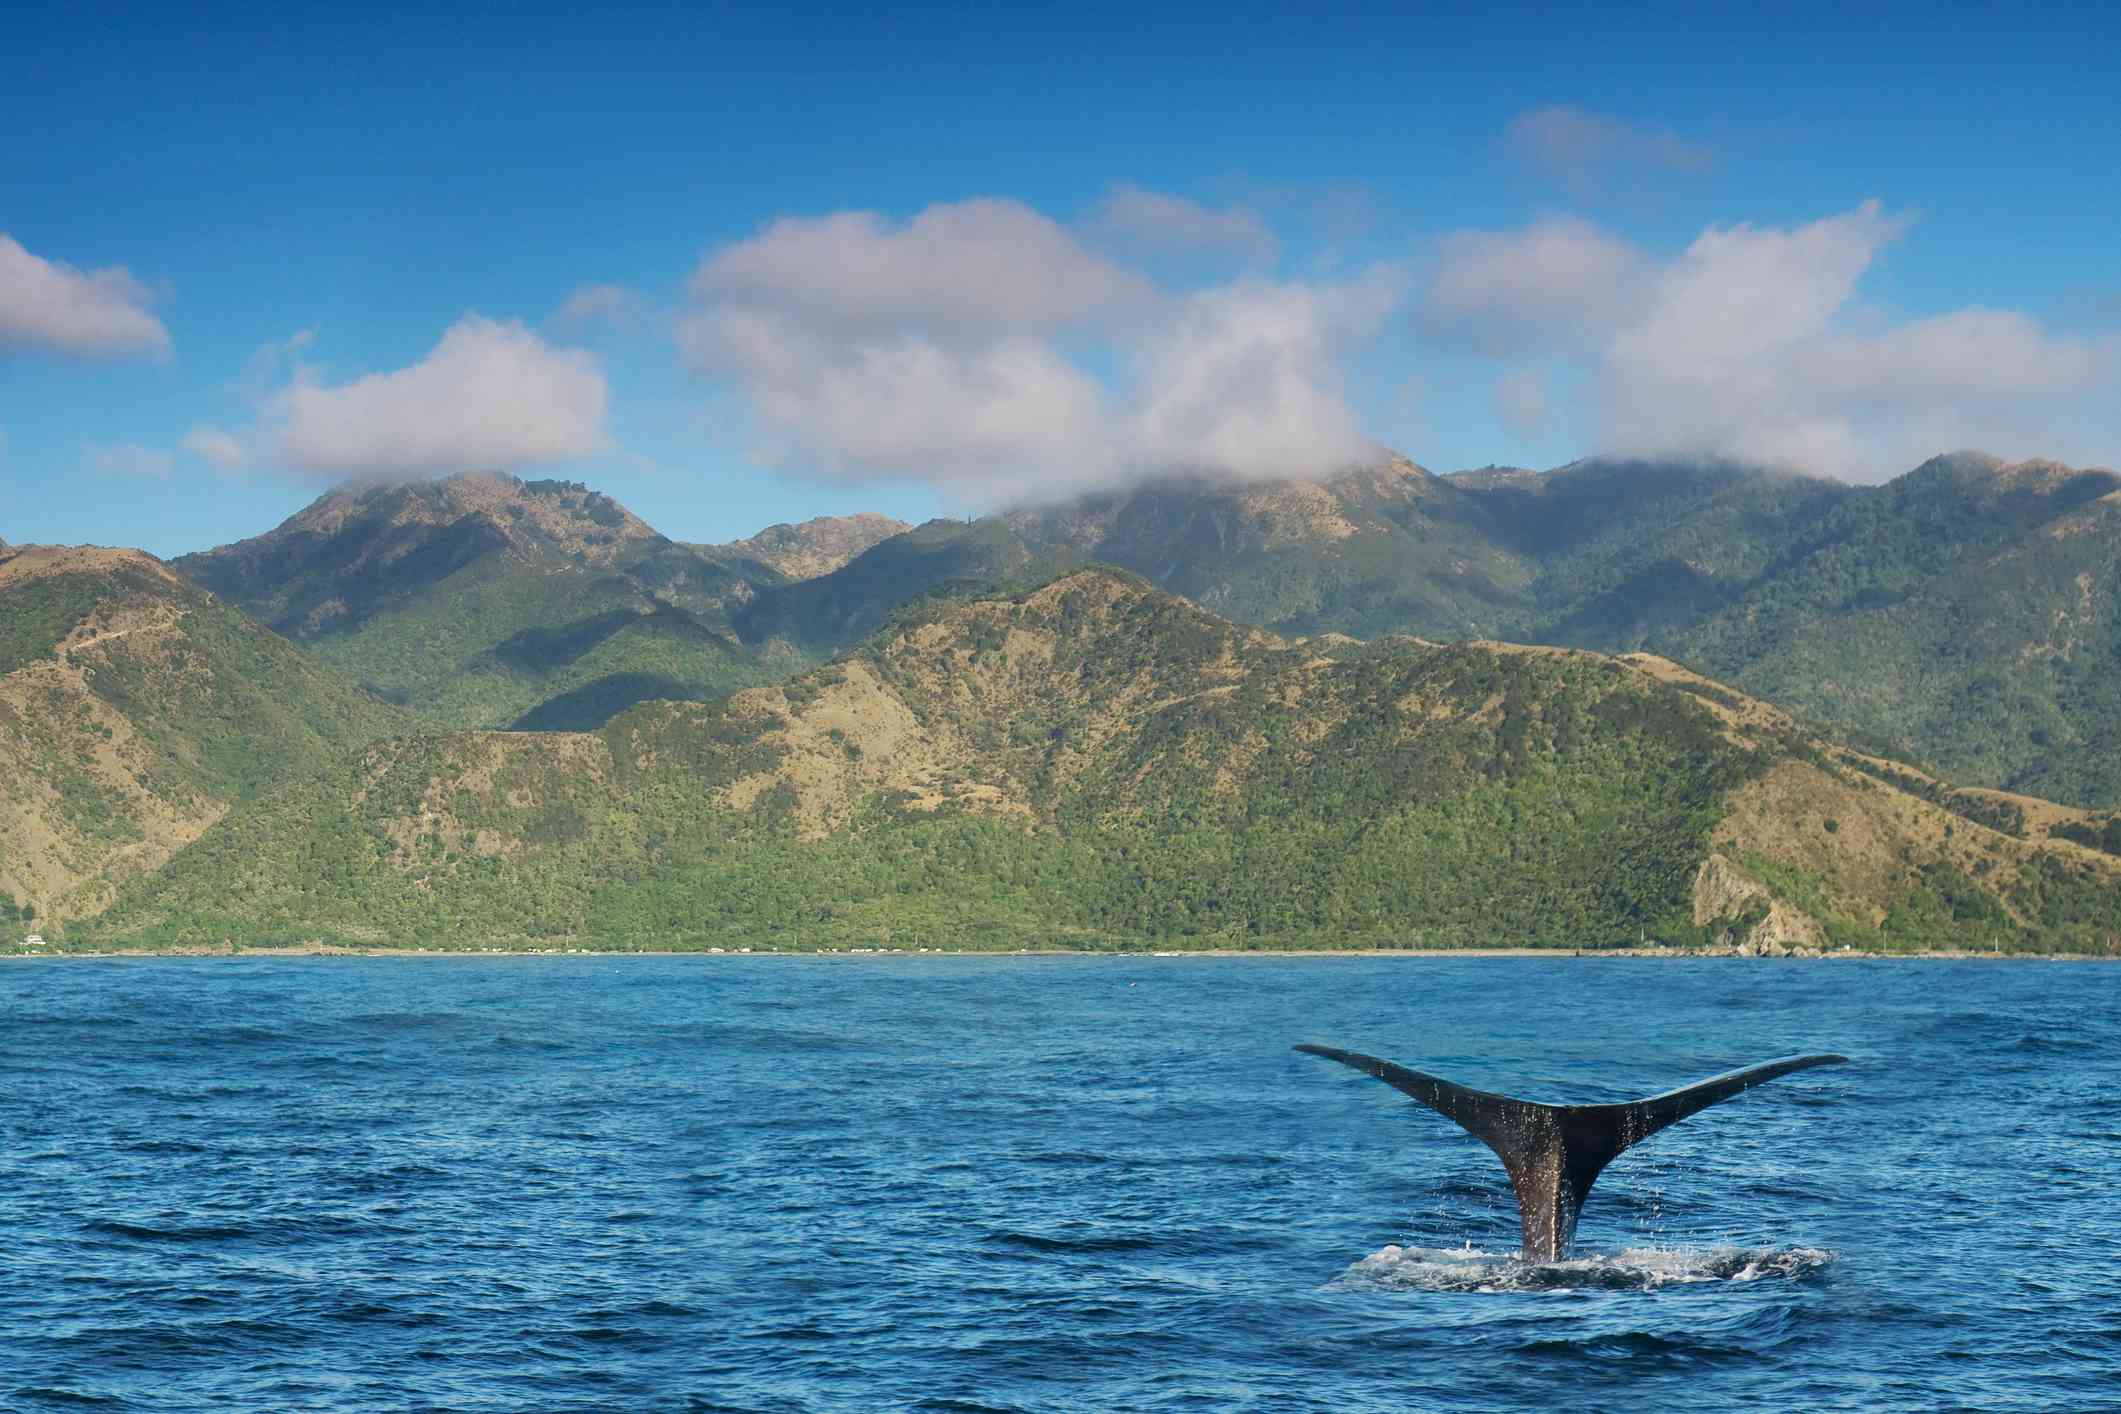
[1421,202,2119,481]
[678,195,1397,502]
[187,316,609,483]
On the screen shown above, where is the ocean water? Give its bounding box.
[1,955,2116,1412]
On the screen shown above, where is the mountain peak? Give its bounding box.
[702,512,911,580]
[279,470,665,561]
[1906,449,2007,482]
[176,472,680,640]
[0,542,181,592]
[1899,450,2119,502]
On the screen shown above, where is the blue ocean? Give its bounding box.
[2,956,2115,1411]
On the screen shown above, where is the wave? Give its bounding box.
[8,1388,130,1408]
[81,1219,254,1244]
[1329,1242,1835,1293]
[2014,1033,2105,1054]
[985,1229,1158,1254]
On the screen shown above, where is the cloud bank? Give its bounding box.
[680,196,1393,500]
[1422,216,1654,354]
[1423,201,2120,479]
[273,316,607,479]
[0,234,170,358]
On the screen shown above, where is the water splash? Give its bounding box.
[1331,1242,1834,1293]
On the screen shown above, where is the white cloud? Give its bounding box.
[274,316,607,479]
[1118,275,1396,484]
[700,308,1112,483]
[1423,201,2120,480]
[552,283,644,331]
[1421,217,1654,354]
[1504,106,1712,191]
[1091,185,1279,266]
[88,442,175,480]
[681,197,1391,500]
[0,234,170,358]
[696,198,1149,336]
[1805,307,2117,400]
[182,424,248,471]
[1609,202,1908,381]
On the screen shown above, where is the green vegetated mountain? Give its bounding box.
[0,543,406,928]
[1003,455,1533,638]
[1445,452,2121,806]
[729,516,1089,655]
[689,511,909,582]
[173,472,829,732]
[102,569,2121,953]
[1613,456,2121,807]
[170,449,2121,808]
[718,454,1533,657]
[759,452,2121,807]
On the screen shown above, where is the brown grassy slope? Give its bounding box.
[1619,652,2121,947]
[0,544,403,922]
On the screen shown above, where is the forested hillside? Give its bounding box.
[175,473,797,730]
[0,543,405,922]
[102,571,2121,953]
[726,452,2121,806]
[1622,456,2121,804]
[1003,455,1530,639]
[164,450,2121,804]
[689,512,909,581]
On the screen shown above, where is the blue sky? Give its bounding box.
[5,0,2118,555]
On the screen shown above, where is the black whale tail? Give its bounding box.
[1295,1044,1849,1260]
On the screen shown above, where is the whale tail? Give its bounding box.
[1295,1044,1848,1260]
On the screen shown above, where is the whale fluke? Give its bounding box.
[1295,1044,1848,1260]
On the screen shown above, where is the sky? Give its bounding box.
[5,0,2119,556]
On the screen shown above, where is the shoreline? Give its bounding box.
[5,943,2113,962]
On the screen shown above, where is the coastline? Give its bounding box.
[6,942,2113,961]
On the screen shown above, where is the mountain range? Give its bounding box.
[94,569,2121,954]
[6,449,2120,953]
[802,451,2121,804]
[172,474,905,731]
